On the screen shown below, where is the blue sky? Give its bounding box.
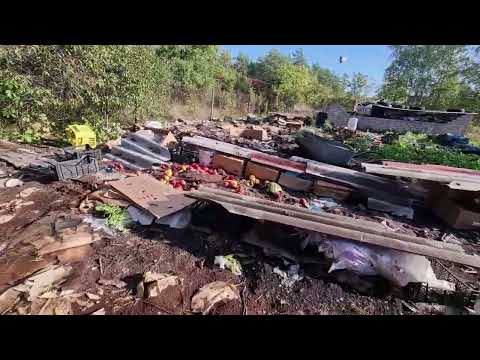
[222,45,392,92]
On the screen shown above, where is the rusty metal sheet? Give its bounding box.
[110,174,196,218]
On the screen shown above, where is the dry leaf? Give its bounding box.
[191,281,240,315]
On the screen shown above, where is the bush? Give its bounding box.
[371,132,480,170]
[0,45,172,143]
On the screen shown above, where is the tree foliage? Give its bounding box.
[0,45,369,142]
[379,45,468,109]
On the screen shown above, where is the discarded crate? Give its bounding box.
[54,156,100,181]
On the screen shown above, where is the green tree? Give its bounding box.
[379,45,468,109]
[155,45,220,92]
[291,48,308,67]
[348,72,370,100]
[251,49,290,86]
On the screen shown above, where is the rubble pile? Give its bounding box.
[1,113,480,315]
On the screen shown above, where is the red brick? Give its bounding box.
[245,161,279,182]
[212,154,245,176]
[278,173,312,192]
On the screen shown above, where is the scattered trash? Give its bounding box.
[127,206,155,226]
[368,198,414,220]
[0,178,24,188]
[91,308,105,315]
[413,302,465,315]
[198,149,216,167]
[191,281,240,315]
[86,293,101,301]
[13,265,73,301]
[136,271,182,299]
[273,263,304,288]
[311,233,455,290]
[310,198,338,211]
[82,215,117,236]
[155,208,192,229]
[214,255,243,276]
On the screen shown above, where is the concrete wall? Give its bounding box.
[326,103,473,136]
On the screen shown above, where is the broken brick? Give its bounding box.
[241,128,268,141]
[278,173,313,192]
[245,161,279,182]
[229,127,268,141]
[212,154,245,176]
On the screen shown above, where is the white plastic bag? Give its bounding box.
[155,208,191,229]
[198,150,215,167]
[309,232,454,291]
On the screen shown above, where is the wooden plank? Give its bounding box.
[382,161,480,177]
[363,163,480,190]
[214,201,480,268]
[197,195,480,268]
[191,189,465,253]
[198,186,384,230]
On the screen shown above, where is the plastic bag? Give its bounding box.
[155,208,191,229]
[309,232,454,291]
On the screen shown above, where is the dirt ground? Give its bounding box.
[1,120,479,316]
[0,178,407,315]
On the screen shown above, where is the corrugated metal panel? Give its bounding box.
[106,131,171,171]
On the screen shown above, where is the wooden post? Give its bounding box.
[210,87,215,121]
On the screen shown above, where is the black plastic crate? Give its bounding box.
[54,156,99,181]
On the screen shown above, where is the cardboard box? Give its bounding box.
[212,154,245,176]
[278,172,313,192]
[313,179,352,201]
[245,161,279,182]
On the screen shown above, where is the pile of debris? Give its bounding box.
[1,114,480,315]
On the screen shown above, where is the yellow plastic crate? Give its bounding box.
[66,124,97,149]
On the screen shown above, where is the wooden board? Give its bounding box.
[190,190,480,268]
[363,163,480,191]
